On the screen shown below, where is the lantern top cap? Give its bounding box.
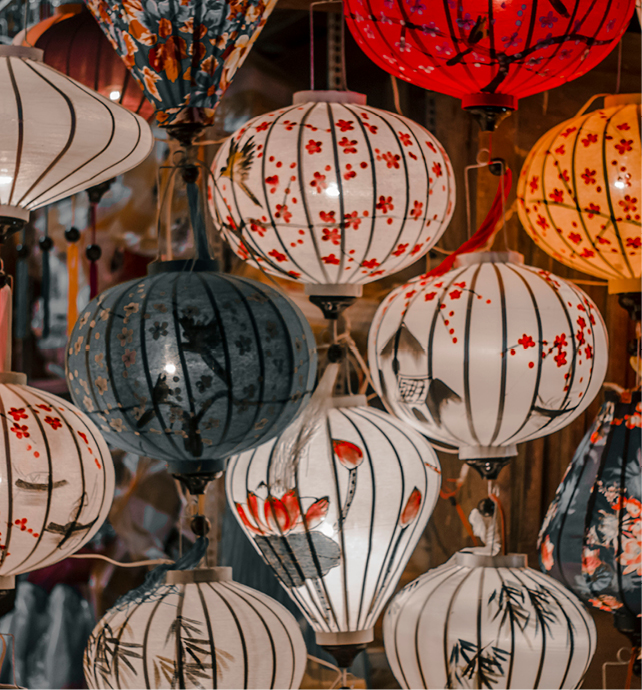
[603,93,641,108]
[330,394,368,409]
[293,90,367,106]
[454,251,524,269]
[0,372,27,385]
[456,551,527,569]
[165,567,232,585]
[0,45,43,61]
[148,258,219,276]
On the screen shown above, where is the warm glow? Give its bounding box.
[164,363,176,375]
[325,182,340,197]
[109,90,121,101]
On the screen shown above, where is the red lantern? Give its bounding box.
[20,3,154,120]
[344,0,634,127]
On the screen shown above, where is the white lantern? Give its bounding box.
[84,567,307,689]
[226,394,441,650]
[0,45,153,231]
[368,251,609,475]
[383,551,597,689]
[208,91,455,309]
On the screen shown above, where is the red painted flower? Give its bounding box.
[344,211,361,229]
[376,196,394,213]
[581,133,598,147]
[339,137,358,154]
[322,228,342,245]
[236,490,329,536]
[424,291,437,301]
[626,237,641,249]
[581,168,597,185]
[268,249,287,263]
[306,139,322,154]
[78,431,89,444]
[548,188,564,203]
[361,258,380,269]
[336,119,354,132]
[554,351,567,367]
[536,215,549,231]
[580,248,595,258]
[255,121,269,132]
[8,408,27,422]
[400,488,422,527]
[36,404,52,412]
[529,176,539,193]
[10,424,29,440]
[410,200,423,220]
[398,132,412,146]
[619,195,638,213]
[392,243,408,257]
[265,174,279,189]
[275,204,292,223]
[333,439,364,468]
[554,333,568,348]
[320,210,336,223]
[560,126,577,138]
[310,171,327,193]
[432,161,443,178]
[411,243,424,256]
[449,289,462,299]
[568,232,582,244]
[322,253,341,265]
[518,334,535,349]
[615,138,633,155]
[585,202,601,219]
[382,151,401,169]
[250,221,267,237]
[44,416,62,431]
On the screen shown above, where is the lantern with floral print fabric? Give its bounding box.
[208,91,455,306]
[226,394,441,652]
[518,94,641,293]
[65,260,317,489]
[383,551,597,689]
[344,0,634,124]
[538,389,641,645]
[368,251,609,475]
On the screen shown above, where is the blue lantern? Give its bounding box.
[66,259,317,489]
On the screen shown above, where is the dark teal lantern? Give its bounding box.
[66,259,317,490]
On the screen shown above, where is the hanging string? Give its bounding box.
[87,201,100,299]
[39,207,52,340]
[390,75,403,116]
[65,199,80,338]
[615,40,623,95]
[14,228,29,341]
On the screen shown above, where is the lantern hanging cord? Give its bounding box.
[390,76,404,116]
[69,553,173,568]
[615,40,622,95]
[309,0,345,91]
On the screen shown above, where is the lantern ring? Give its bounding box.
[455,551,527,569]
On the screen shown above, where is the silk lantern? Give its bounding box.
[20,4,154,119]
[344,0,635,128]
[538,389,641,646]
[226,393,441,661]
[209,91,455,316]
[0,45,153,235]
[368,251,609,477]
[65,259,317,492]
[0,284,114,584]
[84,567,307,689]
[518,94,641,294]
[384,551,596,689]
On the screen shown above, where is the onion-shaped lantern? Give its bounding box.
[368,251,609,478]
[226,393,441,665]
[538,389,641,647]
[383,551,596,689]
[344,0,635,129]
[209,91,455,317]
[517,94,641,294]
[84,567,307,689]
[65,260,317,492]
[20,4,154,119]
[0,45,153,237]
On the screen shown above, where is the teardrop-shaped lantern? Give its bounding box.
[384,552,596,689]
[226,395,441,656]
[84,567,307,689]
[368,251,609,477]
[0,45,153,235]
[538,389,641,646]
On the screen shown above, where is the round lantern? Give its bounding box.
[226,394,441,654]
[538,388,641,645]
[65,260,317,487]
[0,372,114,580]
[368,251,609,476]
[0,45,153,234]
[20,4,154,119]
[518,94,641,293]
[208,91,455,310]
[344,0,634,125]
[384,551,596,689]
[84,567,307,689]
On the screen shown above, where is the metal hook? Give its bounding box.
[309,0,346,91]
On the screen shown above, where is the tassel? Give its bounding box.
[87,202,100,299]
[186,181,211,260]
[65,224,80,338]
[39,208,53,340]
[15,229,29,341]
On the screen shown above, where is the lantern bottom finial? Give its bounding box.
[465,457,511,480]
[319,643,369,670]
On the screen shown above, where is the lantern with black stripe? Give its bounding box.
[226,393,441,665]
[368,251,609,478]
[0,283,114,584]
[538,388,641,650]
[383,551,597,689]
[84,567,307,689]
[208,90,455,317]
[0,45,152,238]
[65,259,317,492]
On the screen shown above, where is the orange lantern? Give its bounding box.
[517,94,641,295]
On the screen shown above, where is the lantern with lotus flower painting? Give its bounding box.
[209,90,455,316]
[538,388,641,648]
[368,251,609,478]
[226,392,441,664]
[518,94,641,294]
[344,0,635,129]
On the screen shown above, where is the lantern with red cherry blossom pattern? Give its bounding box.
[368,251,609,478]
[208,91,455,315]
[518,94,641,294]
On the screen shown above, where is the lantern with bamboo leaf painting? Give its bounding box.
[368,251,609,478]
[343,0,635,129]
[226,371,441,666]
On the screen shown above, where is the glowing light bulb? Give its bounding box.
[325,182,340,197]
[109,90,121,101]
[614,179,626,189]
[164,363,176,375]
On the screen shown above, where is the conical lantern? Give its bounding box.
[384,551,596,689]
[65,259,317,491]
[226,393,441,659]
[84,567,307,689]
[538,389,641,646]
[517,94,641,294]
[209,91,455,315]
[368,251,609,477]
[0,45,153,235]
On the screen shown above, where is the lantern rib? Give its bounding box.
[113,601,140,688]
[324,103,348,279]
[0,393,14,569]
[141,594,164,688]
[174,583,187,687]
[441,0,480,92]
[5,58,23,207]
[462,263,483,446]
[442,567,477,688]
[493,566,517,688]
[194,582,218,689]
[475,565,485,689]
[488,264,508,447]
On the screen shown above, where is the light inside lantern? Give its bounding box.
[164,363,176,375]
[0,171,12,186]
[325,182,340,197]
[109,90,121,101]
